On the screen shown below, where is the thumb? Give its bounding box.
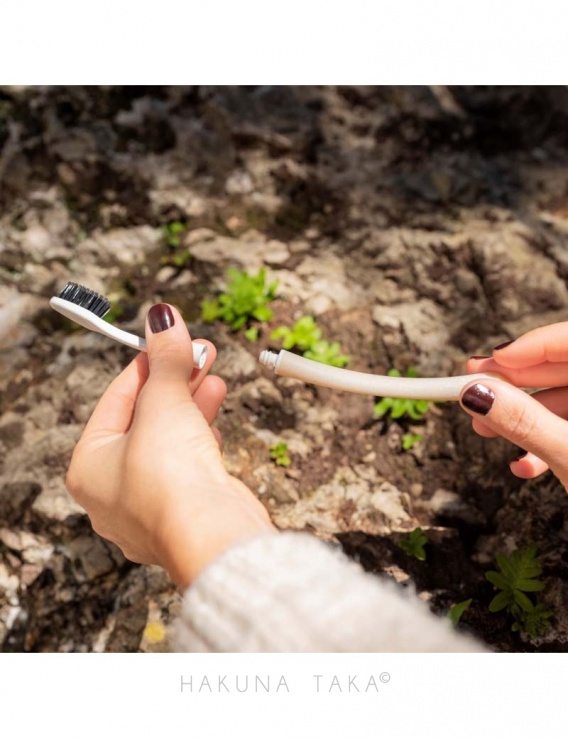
[145,303,195,390]
[459,380,568,486]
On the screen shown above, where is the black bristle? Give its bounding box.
[57,282,111,319]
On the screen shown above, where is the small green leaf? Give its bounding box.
[303,340,350,367]
[103,302,124,324]
[231,315,247,330]
[270,442,291,467]
[513,590,535,613]
[244,327,259,342]
[161,220,187,248]
[449,598,472,627]
[516,579,545,592]
[401,433,422,451]
[489,591,512,612]
[398,528,427,561]
[415,400,429,414]
[270,326,290,340]
[373,398,392,418]
[252,305,273,322]
[201,299,220,323]
[372,368,430,421]
[390,402,407,419]
[496,553,515,579]
[485,571,510,590]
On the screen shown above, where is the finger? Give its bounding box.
[471,417,499,438]
[459,379,568,486]
[492,322,568,367]
[508,387,568,480]
[210,425,223,450]
[469,385,568,439]
[470,386,568,474]
[143,303,196,403]
[192,375,227,425]
[83,353,149,438]
[530,386,568,418]
[466,356,493,373]
[466,356,568,389]
[510,451,549,479]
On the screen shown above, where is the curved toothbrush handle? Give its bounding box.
[260,349,506,401]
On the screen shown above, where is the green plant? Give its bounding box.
[201,267,278,331]
[160,221,192,267]
[449,598,472,627]
[373,368,430,421]
[270,442,291,467]
[401,432,422,451]
[398,527,428,561]
[162,249,192,268]
[303,340,350,367]
[485,545,553,637]
[517,603,554,638]
[271,314,350,367]
[270,315,322,351]
[244,326,259,342]
[103,302,124,324]
[161,220,187,248]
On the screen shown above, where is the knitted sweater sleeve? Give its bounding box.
[175,532,485,652]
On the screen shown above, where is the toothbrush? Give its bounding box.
[50,282,208,369]
[259,349,507,401]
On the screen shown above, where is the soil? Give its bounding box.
[1,86,568,652]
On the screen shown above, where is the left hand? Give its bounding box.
[462,322,568,488]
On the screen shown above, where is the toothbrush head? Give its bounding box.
[56,281,111,319]
[50,282,209,368]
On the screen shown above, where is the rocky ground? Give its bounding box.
[1,86,568,652]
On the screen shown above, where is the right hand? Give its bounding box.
[462,322,568,491]
[66,304,275,589]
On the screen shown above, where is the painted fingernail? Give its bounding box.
[470,355,490,360]
[494,340,514,351]
[512,452,527,463]
[461,384,495,415]
[148,304,175,333]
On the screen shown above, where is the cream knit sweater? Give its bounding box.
[177,532,484,652]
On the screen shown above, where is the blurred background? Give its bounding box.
[1,86,567,652]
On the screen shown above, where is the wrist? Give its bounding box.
[157,477,277,589]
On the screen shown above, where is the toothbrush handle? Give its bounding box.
[98,322,148,350]
[266,349,504,401]
[94,322,207,369]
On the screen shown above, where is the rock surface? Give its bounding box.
[1,86,568,652]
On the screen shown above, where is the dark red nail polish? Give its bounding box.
[512,452,527,463]
[461,384,495,415]
[494,340,514,351]
[148,304,175,333]
[470,355,490,360]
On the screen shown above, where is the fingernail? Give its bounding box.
[470,355,490,360]
[461,384,495,415]
[494,340,514,351]
[148,304,175,333]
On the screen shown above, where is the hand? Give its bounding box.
[461,322,568,491]
[66,304,275,589]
